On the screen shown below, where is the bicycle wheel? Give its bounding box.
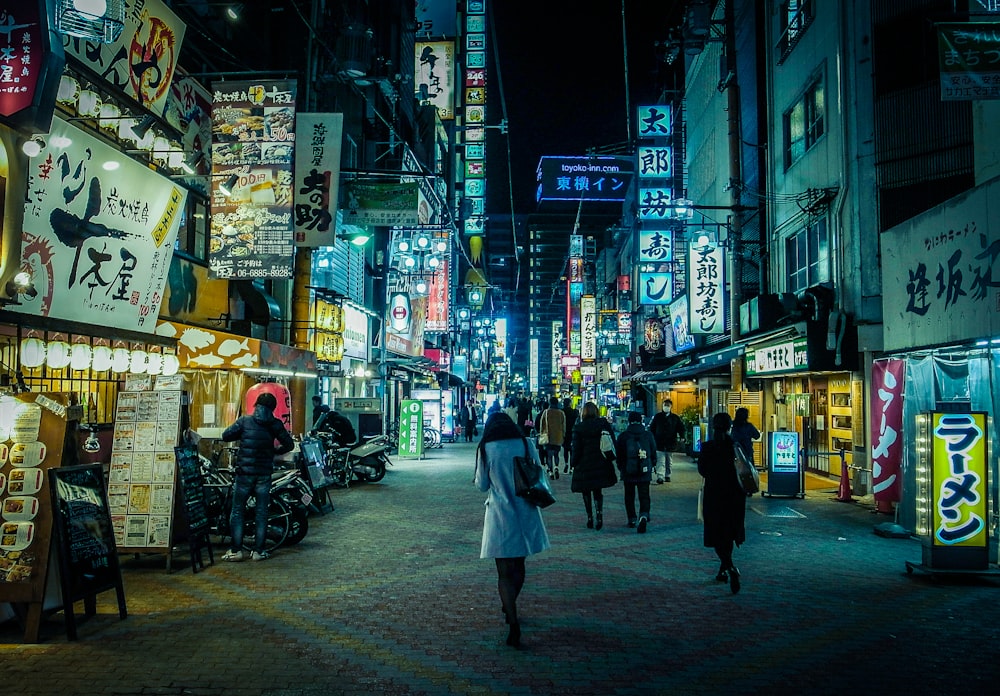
[242,495,292,552]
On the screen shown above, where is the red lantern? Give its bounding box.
[245,382,293,437]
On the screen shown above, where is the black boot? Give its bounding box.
[595,503,604,531]
[586,516,594,529]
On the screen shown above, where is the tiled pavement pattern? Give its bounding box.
[3,439,1000,695]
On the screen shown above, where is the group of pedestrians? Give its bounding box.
[474,400,759,648]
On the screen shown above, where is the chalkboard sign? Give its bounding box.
[49,464,127,640]
[174,446,210,534]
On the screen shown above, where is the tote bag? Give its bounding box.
[512,438,556,508]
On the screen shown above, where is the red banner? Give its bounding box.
[870,358,905,503]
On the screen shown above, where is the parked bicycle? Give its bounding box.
[197,452,292,553]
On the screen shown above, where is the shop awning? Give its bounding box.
[653,342,747,381]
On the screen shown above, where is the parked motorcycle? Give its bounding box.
[314,431,393,484]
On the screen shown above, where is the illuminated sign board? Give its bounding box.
[745,337,808,376]
[688,240,726,334]
[535,156,633,202]
[931,412,988,549]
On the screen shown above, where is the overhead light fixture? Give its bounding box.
[131,114,156,141]
[180,151,205,174]
[5,270,37,300]
[338,228,371,246]
[21,135,44,158]
[219,174,239,196]
[226,3,244,21]
[55,0,126,44]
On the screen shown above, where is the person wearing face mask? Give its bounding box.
[648,399,684,483]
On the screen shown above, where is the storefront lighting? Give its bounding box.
[110,345,131,372]
[129,349,149,374]
[20,336,46,368]
[46,339,72,369]
[92,344,113,371]
[70,342,93,371]
[162,353,181,376]
[103,160,120,171]
[220,174,239,197]
[146,352,163,375]
[22,136,44,157]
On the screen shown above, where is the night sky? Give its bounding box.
[487,1,684,215]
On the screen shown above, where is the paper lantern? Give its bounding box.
[146,352,163,375]
[245,382,292,434]
[162,353,180,376]
[92,345,113,371]
[70,343,93,371]
[129,349,148,374]
[110,346,131,372]
[20,337,46,368]
[46,340,72,369]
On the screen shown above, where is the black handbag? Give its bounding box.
[512,438,556,508]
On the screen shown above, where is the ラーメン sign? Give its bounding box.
[931,412,988,550]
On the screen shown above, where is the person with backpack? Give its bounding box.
[615,411,657,533]
[649,398,685,483]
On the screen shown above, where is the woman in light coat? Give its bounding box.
[475,412,550,648]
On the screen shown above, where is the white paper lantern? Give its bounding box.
[129,349,148,374]
[92,345,113,371]
[70,343,93,371]
[146,353,163,375]
[46,340,72,369]
[20,337,46,368]
[162,353,180,376]
[110,346,131,373]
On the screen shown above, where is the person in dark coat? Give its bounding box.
[475,412,550,648]
[649,398,684,483]
[221,391,295,562]
[615,411,656,533]
[570,401,618,530]
[561,397,579,472]
[516,397,533,436]
[697,411,748,593]
[731,407,761,464]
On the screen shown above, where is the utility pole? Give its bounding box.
[723,0,744,390]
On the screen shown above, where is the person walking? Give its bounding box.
[697,412,749,594]
[474,412,551,648]
[561,397,579,473]
[503,396,519,424]
[570,401,618,530]
[538,396,566,480]
[615,411,657,533]
[731,407,761,464]
[221,391,295,562]
[516,397,533,436]
[463,401,477,442]
[649,399,684,483]
[311,394,330,427]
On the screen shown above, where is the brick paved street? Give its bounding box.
[3,439,999,695]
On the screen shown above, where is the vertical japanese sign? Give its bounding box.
[425,256,451,333]
[581,295,597,361]
[209,80,297,279]
[931,412,988,551]
[668,295,695,351]
[62,0,186,116]
[0,0,61,130]
[294,113,343,248]
[687,240,725,334]
[529,336,539,393]
[16,117,183,332]
[398,400,424,459]
[415,40,456,120]
[638,271,674,305]
[870,359,905,503]
[638,228,674,262]
[937,23,1000,101]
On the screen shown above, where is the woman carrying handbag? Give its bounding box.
[569,401,618,530]
[475,412,551,648]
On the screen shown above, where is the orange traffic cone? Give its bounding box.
[835,457,853,502]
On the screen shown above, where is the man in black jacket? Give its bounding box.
[648,399,684,484]
[221,391,295,561]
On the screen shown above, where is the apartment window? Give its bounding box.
[173,195,209,261]
[777,0,815,64]
[785,218,829,293]
[783,76,825,169]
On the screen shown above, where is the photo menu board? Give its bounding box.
[107,390,182,551]
[0,393,69,642]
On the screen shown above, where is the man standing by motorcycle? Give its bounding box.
[222,391,295,562]
[315,409,357,447]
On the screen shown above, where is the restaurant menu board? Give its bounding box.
[0,393,69,641]
[174,446,210,536]
[208,79,298,279]
[49,465,123,604]
[107,391,182,551]
[0,394,66,590]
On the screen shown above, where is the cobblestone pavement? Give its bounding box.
[3,439,1000,695]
